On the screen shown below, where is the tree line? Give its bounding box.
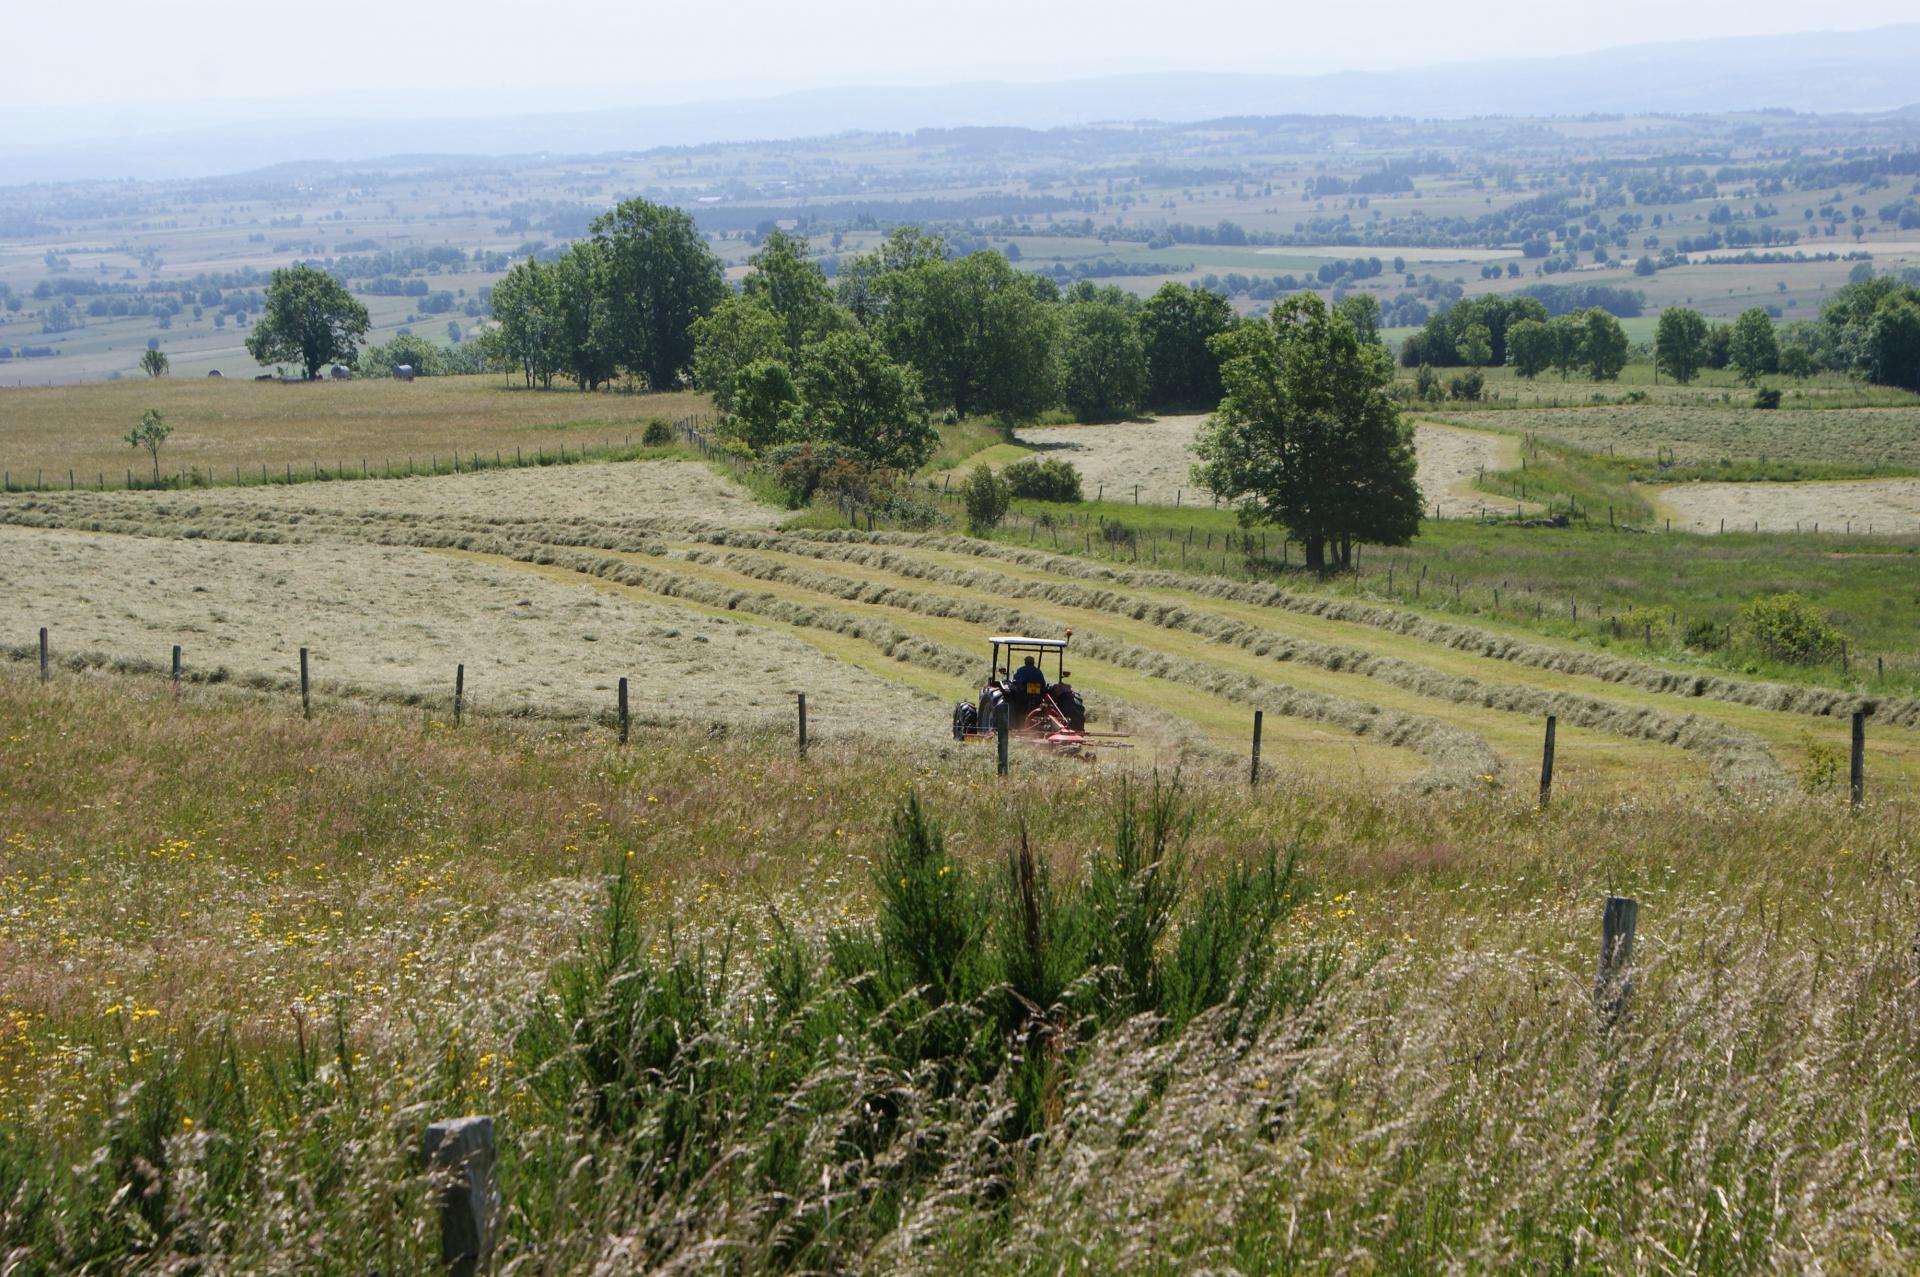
[483,206,1248,468]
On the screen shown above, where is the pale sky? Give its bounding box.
[5,0,1917,139]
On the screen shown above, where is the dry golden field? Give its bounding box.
[0,375,707,483]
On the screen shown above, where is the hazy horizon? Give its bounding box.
[4,5,1919,149]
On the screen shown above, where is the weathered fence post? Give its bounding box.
[996,702,1010,777]
[1539,714,1557,807]
[299,647,310,719]
[38,627,48,682]
[618,677,630,745]
[797,692,808,757]
[171,644,182,690]
[423,1115,499,1277]
[1250,709,1264,786]
[1594,895,1639,1024]
[454,664,465,726]
[1851,710,1866,809]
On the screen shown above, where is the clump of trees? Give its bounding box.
[1503,308,1628,381]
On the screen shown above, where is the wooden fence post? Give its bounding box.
[38,627,48,682]
[1851,710,1866,809]
[299,647,310,719]
[996,702,1010,776]
[423,1115,499,1277]
[1539,714,1557,807]
[1250,709,1264,786]
[454,664,465,726]
[618,677,630,745]
[1594,895,1639,1023]
[797,692,808,756]
[171,644,182,690]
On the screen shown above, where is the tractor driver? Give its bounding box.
[1011,654,1049,699]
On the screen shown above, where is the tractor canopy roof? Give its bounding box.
[988,636,1069,650]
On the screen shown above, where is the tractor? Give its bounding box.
[950,631,1129,752]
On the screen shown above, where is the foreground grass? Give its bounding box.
[2,667,1917,1272]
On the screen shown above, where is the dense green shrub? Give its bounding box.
[961,463,1011,532]
[1741,591,1843,664]
[1000,456,1084,502]
[642,417,675,447]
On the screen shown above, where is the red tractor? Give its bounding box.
[950,631,1129,752]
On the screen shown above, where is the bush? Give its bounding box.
[1001,456,1084,502]
[1414,364,1442,401]
[1446,369,1485,402]
[642,417,675,447]
[962,464,1011,533]
[1741,592,1843,664]
[764,441,868,508]
[1684,618,1727,651]
[1753,387,1783,409]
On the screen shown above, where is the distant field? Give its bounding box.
[1654,478,1920,535]
[1436,404,1920,470]
[0,375,708,483]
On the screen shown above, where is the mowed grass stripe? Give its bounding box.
[671,539,1708,792]
[632,547,1428,781]
[776,537,1920,792]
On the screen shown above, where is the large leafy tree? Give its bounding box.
[1579,308,1629,381]
[1139,282,1234,407]
[1059,300,1146,421]
[691,295,786,412]
[872,246,1057,419]
[488,259,565,389]
[1867,294,1920,391]
[795,330,932,470]
[742,230,844,356]
[1505,318,1553,379]
[551,243,620,392]
[589,197,725,389]
[1192,293,1421,571]
[1728,307,1780,384]
[245,265,370,380]
[1654,307,1709,384]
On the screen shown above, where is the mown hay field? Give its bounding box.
[1655,476,1920,535]
[1432,403,1920,471]
[0,374,708,481]
[6,458,1917,799]
[0,526,927,735]
[1010,415,1518,516]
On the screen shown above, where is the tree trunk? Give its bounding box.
[1303,536,1326,570]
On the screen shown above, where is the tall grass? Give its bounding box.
[1,670,1914,1271]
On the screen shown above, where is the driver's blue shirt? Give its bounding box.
[1012,662,1048,696]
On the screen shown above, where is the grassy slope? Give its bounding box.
[2,669,1916,1271]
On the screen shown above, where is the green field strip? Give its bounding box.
[670,539,1712,793]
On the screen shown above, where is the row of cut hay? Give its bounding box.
[759,527,1918,730]
[659,546,1499,790]
[683,536,1785,793]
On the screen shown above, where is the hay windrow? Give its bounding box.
[766,527,1917,731]
[675,542,1777,793]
